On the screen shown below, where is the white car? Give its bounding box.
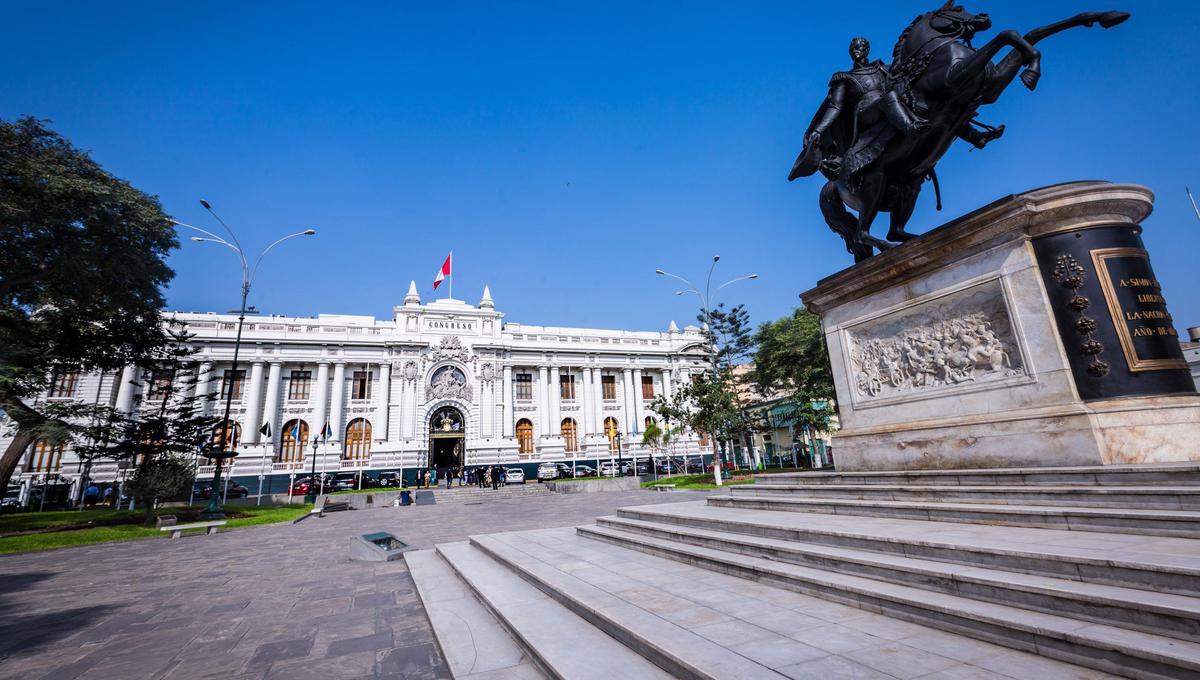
[504,467,525,484]
[537,462,559,481]
[599,461,621,477]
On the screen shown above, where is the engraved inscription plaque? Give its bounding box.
[1091,247,1188,372]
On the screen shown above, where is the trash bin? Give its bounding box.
[399,490,412,506]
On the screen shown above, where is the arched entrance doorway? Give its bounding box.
[429,406,465,472]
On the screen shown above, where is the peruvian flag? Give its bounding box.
[432,252,452,290]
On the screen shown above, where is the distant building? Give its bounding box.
[732,364,837,469]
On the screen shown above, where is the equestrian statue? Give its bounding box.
[789,4,1129,262]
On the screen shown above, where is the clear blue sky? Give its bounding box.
[4,1,1198,335]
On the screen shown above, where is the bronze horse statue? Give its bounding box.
[790,4,1130,262]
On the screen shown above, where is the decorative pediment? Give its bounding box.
[428,365,473,402]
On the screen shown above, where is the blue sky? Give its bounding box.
[4,1,1198,336]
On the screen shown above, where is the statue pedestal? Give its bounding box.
[801,181,1200,471]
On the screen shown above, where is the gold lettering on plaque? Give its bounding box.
[1091,247,1188,372]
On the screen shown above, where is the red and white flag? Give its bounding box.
[432,252,452,290]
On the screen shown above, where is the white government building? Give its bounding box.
[8,283,714,492]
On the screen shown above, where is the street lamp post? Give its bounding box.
[655,257,757,487]
[171,202,315,519]
[615,431,624,477]
[305,436,319,504]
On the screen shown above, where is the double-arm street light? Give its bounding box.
[655,256,758,487]
[171,200,316,519]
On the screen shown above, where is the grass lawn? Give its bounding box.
[0,504,312,555]
[640,473,756,490]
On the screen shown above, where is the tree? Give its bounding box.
[752,306,836,434]
[0,116,177,492]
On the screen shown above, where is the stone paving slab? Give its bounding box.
[0,488,710,680]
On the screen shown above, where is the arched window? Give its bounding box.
[344,418,372,460]
[604,417,620,452]
[27,438,63,474]
[516,419,534,454]
[644,416,658,430]
[561,418,578,453]
[698,430,710,449]
[279,419,308,463]
[210,420,241,455]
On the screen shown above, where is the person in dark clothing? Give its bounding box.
[491,465,500,490]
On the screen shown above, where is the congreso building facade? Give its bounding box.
[6,283,713,495]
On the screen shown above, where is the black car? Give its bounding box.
[376,472,405,488]
[635,461,652,475]
[193,481,249,499]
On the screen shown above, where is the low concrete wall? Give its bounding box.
[315,490,405,510]
[544,476,648,494]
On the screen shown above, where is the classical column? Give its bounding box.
[632,367,645,433]
[114,365,139,414]
[549,366,561,435]
[592,368,604,435]
[377,362,391,441]
[311,362,331,437]
[537,366,550,436]
[662,367,673,401]
[259,362,283,443]
[580,367,593,435]
[329,363,346,440]
[242,361,266,444]
[502,365,514,438]
[194,362,214,415]
[621,368,635,434]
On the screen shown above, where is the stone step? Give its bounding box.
[711,493,1200,538]
[434,541,673,680]
[614,502,1200,595]
[759,462,1200,487]
[738,483,1200,510]
[468,533,790,680]
[589,515,1200,642]
[576,523,1200,679]
[406,549,547,679]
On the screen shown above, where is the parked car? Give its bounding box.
[554,463,574,478]
[504,468,526,484]
[376,472,405,487]
[328,472,363,491]
[635,461,652,475]
[705,460,736,473]
[193,481,249,499]
[2,485,21,508]
[537,462,559,481]
[572,465,597,478]
[289,477,318,496]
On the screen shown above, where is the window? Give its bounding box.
[698,430,710,449]
[210,420,241,454]
[288,370,311,400]
[351,371,372,400]
[344,418,371,460]
[516,419,534,454]
[641,375,655,400]
[604,417,620,452]
[221,370,245,401]
[48,370,78,398]
[559,374,576,400]
[601,375,617,400]
[148,369,174,401]
[514,373,533,400]
[27,438,63,473]
[561,418,578,453]
[279,419,308,463]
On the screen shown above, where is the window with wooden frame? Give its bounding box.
[641,375,655,399]
[344,418,371,460]
[148,369,174,401]
[559,373,576,400]
[47,370,79,398]
[561,418,578,453]
[279,419,308,463]
[604,417,620,451]
[601,375,617,400]
[210,420,241,454]
[516,419,534,453]
[27,438,63,473]
[514,373,533,400]
[351,371,372,400]
[221,369,245,401]
[287,370,311,400]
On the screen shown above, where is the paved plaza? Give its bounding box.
[0,488,710,680]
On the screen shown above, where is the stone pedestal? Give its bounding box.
[801,181,1199,471]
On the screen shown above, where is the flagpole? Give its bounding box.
[1188,186,1200,224]
[448,251,453,301]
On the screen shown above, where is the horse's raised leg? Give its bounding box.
[980,12,1130,104]
[946,29,1041,92]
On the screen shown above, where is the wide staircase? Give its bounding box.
[408,463,1200,679]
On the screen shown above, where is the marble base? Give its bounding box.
[801,182,1200,471]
